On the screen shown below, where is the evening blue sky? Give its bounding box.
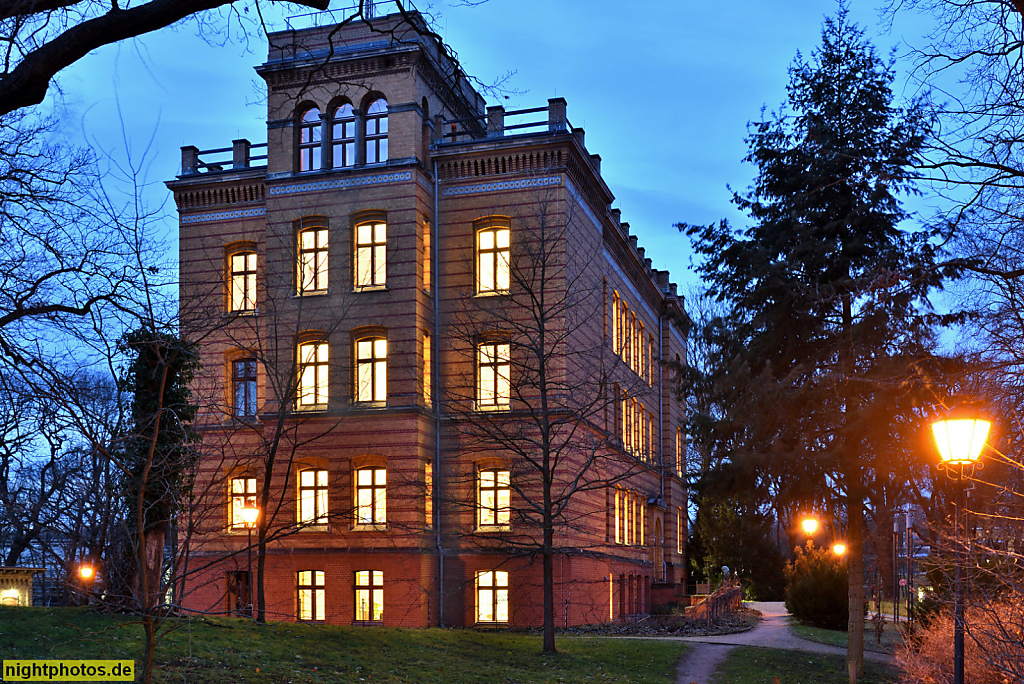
[54,0,934,292]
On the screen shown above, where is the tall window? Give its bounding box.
[232,359,257,417]
[424,462,433,528]
[355,337,387,403]
[354,221,386,288]
[355,570,383,622]
[476,570,508,623]
[332,103,356,168]
[477,225,510,294]
[677,507,684,555]
[298,469,328,525]
[298,107,321,172]
[298,227,329,293]
[477,342,510,410]
[478,469,510,528]
[422,220,431,292]
[355,467,386,525]
[297,341,328,408]
[614,487,623,544]
[297,570,325,621]
[676,427,683,477]
[365,98,388,164]
[423,332,431,405]
[229,477,256,529]
[228,252,257,311]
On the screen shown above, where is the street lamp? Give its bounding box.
[801,516,819,536]
[77,563,96,606]
[832,542,847,557]
[240,502,259,619]
[932,410,991,684]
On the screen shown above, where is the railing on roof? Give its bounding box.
[435,98,574,145]
[179,140,267,176]
[284,0,422,31]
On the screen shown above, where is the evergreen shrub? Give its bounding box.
[784,542,848,630]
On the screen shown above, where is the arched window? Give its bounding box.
[298,107,321,172]
[227,251,257,311]
[477,223,510,294]
[365,98,388,164]
[332,103,356,168]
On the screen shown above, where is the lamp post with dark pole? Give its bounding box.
[240,502,259,620]
[931,410,991,684]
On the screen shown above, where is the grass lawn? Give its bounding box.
[0,607,686,683]
[710,646,897,684]
[790,620,905,654]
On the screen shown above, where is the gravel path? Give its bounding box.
[673,602,890,684]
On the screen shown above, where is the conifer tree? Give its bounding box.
[684,9,949,679]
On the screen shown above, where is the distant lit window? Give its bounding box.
[232,359,257,417]
[298,469,328,525]
[228,252,257,311]
[423,332,431,405]
[297,570,325,621]
[425,462,433,528]
[478,469,511,528]
[332,103,356,168]
[355,467,386,525]
[355,337,387,403]
[476,571,508,623]
[298,107,321,172]
[477,225,510,294]
[229,477,256,530]
[477,342,510,410]
[355,570,384,622]
[297,341,328,408]
[365,99,388,164]
[355,222,386,288]
[298,227,328,294]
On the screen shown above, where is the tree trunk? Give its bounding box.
[847,494,866,682]
[542,524,556,653]
[256,524,267,623]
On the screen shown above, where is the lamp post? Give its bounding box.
[832,542,847,557]
[239,502,259,619]
[78,563,96,605]
[800,515,819,549]
[932,411,991,684]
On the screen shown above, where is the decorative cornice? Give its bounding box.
[181,207,267,225]
[268,170,412,196]
[441,176,561,197]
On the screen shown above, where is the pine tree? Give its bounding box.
[684,8,947,679]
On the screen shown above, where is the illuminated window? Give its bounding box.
[423,332,431,405]
[355,221,386,288]
[298,107,321,172]
[297,341,328,408]
[332,103,356,168]
[355,570,384,622]
[355,467,386,525]
[425,462,433,528]
[297,570,325,621]
[477,225,510,294]
[355,337,387,403]
[478,469,510,528]
[423,220,431,292]
[677,507,684,555]
[298,469,328,526]
[232,359,257,417]
[638,497,646,546]
[298,227,329,293]
[228,252,257,312]
[611,291,619,351]
[365,98,388,164]
[477,342,510,410]
[229,477,256,530]
[614,487,623,544]
[676,427,683,477]
[476,570,508,623]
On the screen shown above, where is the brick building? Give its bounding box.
[170,10,689,628]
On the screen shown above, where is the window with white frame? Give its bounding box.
[355,570,384,622]
[478,469,510,528]
[298,469,328,526]
[332,103,356,168]
[477,225,510,294]
[298,227,329,294]
[229,476,256,530]
[355,337,387,403]
[297,570,325,621]
[297,341,328,408]
[298,107,321,172]
[476,570,509,623]
[228,251,257,312]
[355,467,386,525]
[477,342,510,410]
[365,99,388,164]
[354,221,386,289]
